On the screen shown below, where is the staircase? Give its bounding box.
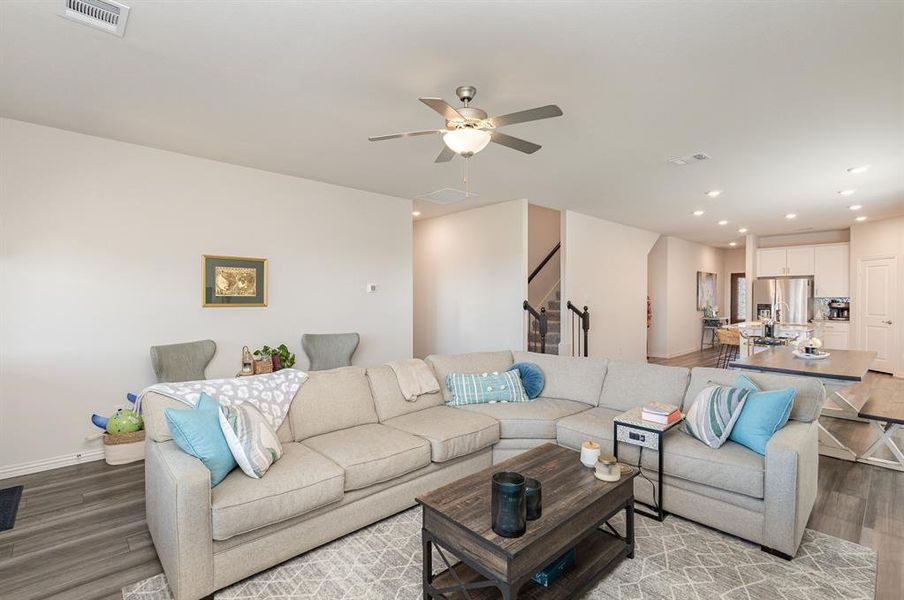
[528,288,561,354]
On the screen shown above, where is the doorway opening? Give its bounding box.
[730,272,746,323]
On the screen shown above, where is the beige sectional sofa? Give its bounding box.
[143,350,824,600]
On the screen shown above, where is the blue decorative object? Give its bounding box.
[165,393,237,487]
[728,374,795,455]
[91,413,109,430]
[511,362,545,399]
[491,471,526,538]
[533,547,576,588]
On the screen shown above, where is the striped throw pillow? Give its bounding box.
[446,370,530,406]
[682,385,750,448]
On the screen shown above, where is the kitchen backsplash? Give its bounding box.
[814,297,849,320]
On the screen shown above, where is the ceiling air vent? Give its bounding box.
[668,152,711,166]
[62,0,130,37]
[415,188,478,205]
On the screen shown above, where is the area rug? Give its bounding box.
[123,508,875,599]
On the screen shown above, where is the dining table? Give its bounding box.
[730,346,878,462]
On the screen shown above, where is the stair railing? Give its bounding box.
[522,300,548,354]
[528,242,561,284]
[566,301,591,357]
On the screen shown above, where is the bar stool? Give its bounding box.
[715,328,740,369]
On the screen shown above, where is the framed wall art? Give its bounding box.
[202,255,268,307]
[696,271,717,311]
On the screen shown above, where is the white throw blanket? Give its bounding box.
[386,358,440,402]
[136,369,308,431]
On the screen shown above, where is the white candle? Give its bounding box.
[580,441,601,467]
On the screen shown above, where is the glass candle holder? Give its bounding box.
[524,477,542,521]
[491,471,526,538]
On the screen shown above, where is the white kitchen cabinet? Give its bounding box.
[786,247,815,276]
[757,248,789,277]
[814,244,850,297]
[815,321,850,350]
[756,246,815,276]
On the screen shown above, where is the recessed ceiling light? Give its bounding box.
[411,211,421,217]
[729,242,738,247]
[718,220,729,226]
[693,210,705,216]
[785,213,797,219]
[706,190,722,198]
[849,204,862,211]
[838,189,856,196]
[847,165,871,174]
[855,215,867,222]
[737,227,748,234]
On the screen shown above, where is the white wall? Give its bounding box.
[645,236,725,358]
[527,204,561,307]
[0,118,414,475]
[413,200,527,357]
[849,215,904,376]
[758,229,850,248]
[562,211,659,361]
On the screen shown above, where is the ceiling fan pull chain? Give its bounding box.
[464,159,470,198]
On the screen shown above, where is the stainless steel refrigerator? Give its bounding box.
[752,277,813,324]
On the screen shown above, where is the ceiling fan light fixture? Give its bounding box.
[443,128,491,157]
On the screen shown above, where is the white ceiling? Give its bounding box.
[2,1,902,246]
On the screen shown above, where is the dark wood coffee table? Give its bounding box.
[416,443,638,599]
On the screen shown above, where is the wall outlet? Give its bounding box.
[366,283,378,293]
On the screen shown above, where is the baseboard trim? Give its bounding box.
[0,448,105,480]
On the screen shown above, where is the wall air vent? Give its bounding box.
[668,152,711,166]
[62,0,130,37]
[415,188,478,205]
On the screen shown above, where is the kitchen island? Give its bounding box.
[731,346,878,461]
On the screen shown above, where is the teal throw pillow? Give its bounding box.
[511,362,544,399]
[165,392,237,487]
[446,370,530,406]
[728,374,795,455]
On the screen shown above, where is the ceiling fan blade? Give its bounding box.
[419,98,465,122]
[488,105,563,128]
[435,145,455,163]
[368,129,442,142]
[489,131,541,154]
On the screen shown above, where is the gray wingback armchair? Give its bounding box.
[150,339,217,382]
[301,333,359,371]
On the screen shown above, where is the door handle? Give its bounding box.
[882,320,893,325]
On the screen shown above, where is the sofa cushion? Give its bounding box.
[366,365,444,422]
[643,430,765,499]
[685,367,824,422]
[455,397,589,438]
[211,443,344,540]
[289,367,379,441]
[446,370,530,406]
[426,351,514,402]
[302,423,431,491]
[512,352,608,406]
[598,361,690,413]
[383,406,500,462]
[682,385,750,449]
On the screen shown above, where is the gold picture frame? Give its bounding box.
[202,255,268,307]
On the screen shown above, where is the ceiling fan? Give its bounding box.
[368,86,563,162]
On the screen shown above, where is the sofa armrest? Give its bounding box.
[763,420,819,557]
[145,440,214,600]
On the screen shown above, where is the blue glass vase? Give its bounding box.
[491,471,526,538]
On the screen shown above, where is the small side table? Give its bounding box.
[613,406,684,521]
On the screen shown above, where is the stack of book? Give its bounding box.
[641,402,681,425]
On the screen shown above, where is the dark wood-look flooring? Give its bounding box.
[0,348,900,599]
[652,346,904,599]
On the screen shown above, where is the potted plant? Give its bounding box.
[254,344,296,371]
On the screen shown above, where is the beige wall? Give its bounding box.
[645,236,726,358]
[0,118,414,475]
[562,211,659,361]
[413,200,528,358]
[849,215,904,376]
[527,204,561,307]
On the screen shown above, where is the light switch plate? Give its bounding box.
[366,283,377,293]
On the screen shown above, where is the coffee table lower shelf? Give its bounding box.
[429,528,630,599]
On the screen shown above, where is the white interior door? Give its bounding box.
[859,256,898,374]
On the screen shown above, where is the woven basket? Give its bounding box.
[103,430,145,465]
[254,358,273,374]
